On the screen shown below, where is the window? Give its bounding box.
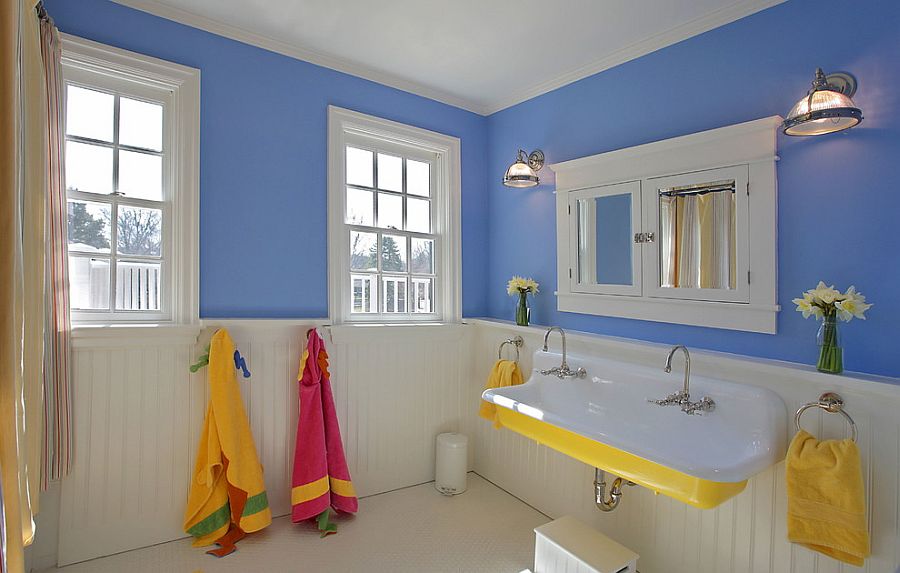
[61,36,199,325]
[328,107,460,323]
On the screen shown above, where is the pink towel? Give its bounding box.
[291,329,358,522]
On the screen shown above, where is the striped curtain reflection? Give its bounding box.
[659,191,735,289]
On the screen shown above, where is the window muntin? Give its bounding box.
[342,141,440,320]
[64,73,171,319]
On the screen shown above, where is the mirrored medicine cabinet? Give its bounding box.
[552,116,781,333]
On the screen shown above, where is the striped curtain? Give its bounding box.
[39,7,72,490]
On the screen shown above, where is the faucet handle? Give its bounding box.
[556,366,587,378]
[681,396,716,415]
[648,390,690,407]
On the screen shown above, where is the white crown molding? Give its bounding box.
[110,0,784,116]
[481,0,787,114]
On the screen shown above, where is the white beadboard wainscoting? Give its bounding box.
[54,321,470,566]
[466,319,900,573]
[44,318,900,571]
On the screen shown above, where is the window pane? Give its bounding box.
[377,193,402,229]
[66,85,114,142]
[118,150,162,200]
[117,206,162,257]
[350,231,377,271]
[407,197,430,233]
[407,159,430,197]
[350,274,376,313]
[382,277,407,313]
[346,187,373,226]
[411,277,434,313]
[411,238,433,274]
[346,147,373,187]
[381,234,407,272]
[66,141,113,194]
[377,153,402,192]
[67,200,111,253]
[119,97,163,151]
[68,256,110,310]
[116,261,161,311]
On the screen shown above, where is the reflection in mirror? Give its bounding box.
[577,194,632,286]
[658,179,736,290]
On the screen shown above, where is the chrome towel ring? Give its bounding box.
[794,392,858,443]
[498,336,524,362]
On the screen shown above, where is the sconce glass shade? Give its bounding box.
[782,69,863,136]
[503,149,544,188]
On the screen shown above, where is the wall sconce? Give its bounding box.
[503,149,545,188]
[782,68,863,136]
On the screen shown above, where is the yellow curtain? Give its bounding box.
[2,1,48,570]
[1,0,27,570]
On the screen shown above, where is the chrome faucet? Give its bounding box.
[650,345,715,415]
[664,345,691,401]
[540,327,586,379]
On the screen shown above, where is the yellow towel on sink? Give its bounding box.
[479,360,523,429]
[786,430,869,566]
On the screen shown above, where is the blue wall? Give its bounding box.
[45,0,489,319]
[486,0,900,377]
[488,0,900,376]
[49,0,900,377]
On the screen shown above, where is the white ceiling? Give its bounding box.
[112,0,784,115]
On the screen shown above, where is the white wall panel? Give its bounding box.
[57,322,469,566]
[53,318,900,571]
[469,320,900,573]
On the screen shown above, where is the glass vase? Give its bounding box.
[515,292,530,327]
[816,314,843,374]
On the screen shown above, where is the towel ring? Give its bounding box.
[498,336,524,362]
[794,392,858,443]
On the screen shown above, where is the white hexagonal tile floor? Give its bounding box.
[44,473,548,573]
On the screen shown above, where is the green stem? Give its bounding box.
[816,315,842,374]
[515,291,529,327]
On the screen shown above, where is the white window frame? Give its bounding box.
[61,35,199,327]
[328,106,461,324]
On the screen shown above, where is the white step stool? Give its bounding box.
[534,516,639,573]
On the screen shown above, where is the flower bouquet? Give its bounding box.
[793,281,872,374]
[507,276,539,327]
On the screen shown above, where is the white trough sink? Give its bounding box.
[482,350,787,508]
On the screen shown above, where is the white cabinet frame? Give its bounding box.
[551,116,781,334]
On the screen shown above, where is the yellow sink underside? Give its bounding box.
[494,407,746,509]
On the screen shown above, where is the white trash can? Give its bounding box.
[435,432,468,495]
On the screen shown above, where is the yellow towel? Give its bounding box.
[479,359,523,429]
[183,329,272,548]
[786,430,870,566]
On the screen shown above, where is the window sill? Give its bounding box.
[71,323,202,348]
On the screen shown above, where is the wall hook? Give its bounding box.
[189,343,250,378]
[234,349,251,378]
